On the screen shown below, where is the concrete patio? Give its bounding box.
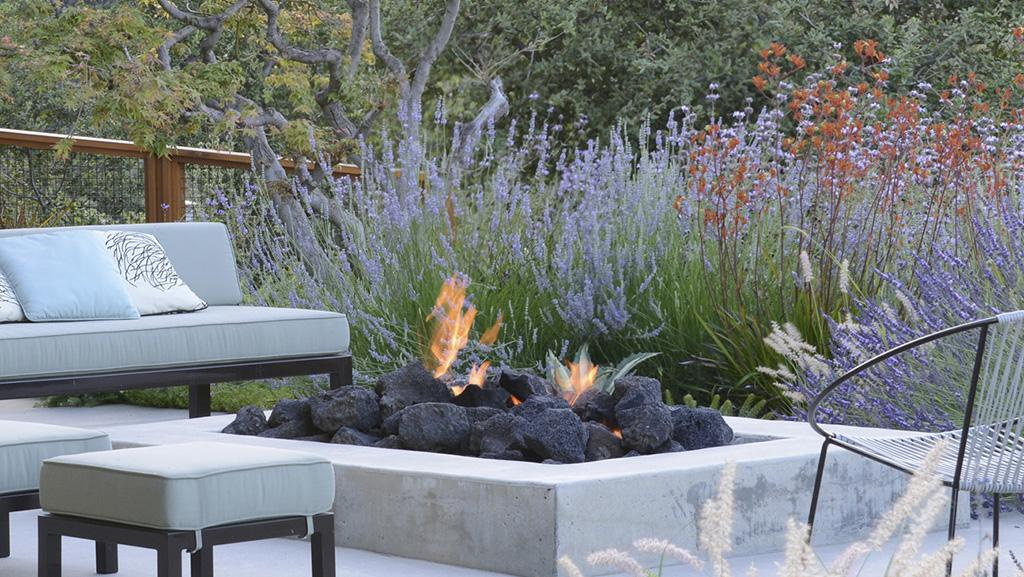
[2,400,1022,577]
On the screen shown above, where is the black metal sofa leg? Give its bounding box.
[38,518,61,577]
[329,357,352,391]
[96,541,118,574]
[191,546,213,577]
[1,509,9,559]
[188,384,212,419]
[311,514,336,577]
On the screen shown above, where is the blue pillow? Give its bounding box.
[0,231,140,322]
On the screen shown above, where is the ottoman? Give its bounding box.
[38,441,336,577]
[0,420,110,559]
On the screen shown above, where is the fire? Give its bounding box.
[510,395,523,406]
[564,357,599,405]
[426,276,502,394]
[611,428,623,439]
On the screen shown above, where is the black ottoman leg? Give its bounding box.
[1,509,9,558]
[188,384,212,419]
[38,518,62,577]
[96,541,118,574]
[190,546,213,577]
[310,513,335,577]
[156,541,183,577]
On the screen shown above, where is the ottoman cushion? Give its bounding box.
[0,420,110,494]
[40,441,335,531]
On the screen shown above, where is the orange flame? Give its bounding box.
[510,395,523,406]
[427,276,477,379]
[468,361,490,386]
[565,358,599,405]
[611,428,623,439]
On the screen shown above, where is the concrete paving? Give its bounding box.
[2,401,1022,576]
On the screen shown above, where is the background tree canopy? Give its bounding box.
[1,0,1022,154]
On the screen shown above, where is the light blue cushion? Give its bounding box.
[0,230,140,322]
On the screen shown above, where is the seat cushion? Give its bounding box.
[40,442,335,531]
[0,305,349,381]
[0,421,110,493]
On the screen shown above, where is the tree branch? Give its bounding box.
[455,76,508,160]
[346,0,369,80]
[367,0,409,97]
[156,0,249,30]
[409,0,460,104]
[157,25,196,71]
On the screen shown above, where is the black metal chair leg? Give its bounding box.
[38,520,61,577]
[0,509,9,559]
[806,439,831,538]
[96,541,118,574]
[993,494,1000,577]
[190,546,213,577]
[311,514,335,577]
[945,484,963,577]
[157,541,183,577]
[188,384,212,419]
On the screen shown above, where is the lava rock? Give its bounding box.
[451,385,510,409]
[331,427,382,446]
[584,421,625,462]
[541,459,563,465]
[572,388,617,424]
[612,376,663,410]
[267,398,312,428]
[522,408,588,464]
[294,433,332,443]
[374,435,403,449]
[512,394,570,421]
[256,419,318,439]
[616,403,673,454]
[375,362,453,417]
[479,449,526,461]
[398,402,472,453]
[623,450,642,458]
[381,410,404,436]
[222,406,268,436]
[464,406,503,425]
[469,412,528,455]
[653,438,686,453]
[497,369,558,402]
[670,407,734,450]
[309,386,380,433]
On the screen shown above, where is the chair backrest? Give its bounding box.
[961,310,1024,492]
[0,222,243,306]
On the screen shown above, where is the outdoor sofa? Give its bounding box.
[0,222,351,418]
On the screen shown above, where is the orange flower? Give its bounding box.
[752,75,766,92]
[787,54,806,69]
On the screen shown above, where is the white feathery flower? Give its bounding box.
[904,538,964,577]
[633,537,704,570]
[838,258,850,295]
[698,461,736,577]
[763,322,831,377]
[585,549,646,577]
[827,541,871,576]
[894,290,920,322]
[886,487,949,575]
[557,556,586,577]
[952,546,998,577]
[799,250,814,285]
[865,442,945,549]
[746,563,759,577]
[778,519,823,577]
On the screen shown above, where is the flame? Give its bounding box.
[468,361,490,386]
[480,313,503,346]
[564,358,599,405]
[427,276,477,379]
[510,395,523,406]
[611,428,623,439]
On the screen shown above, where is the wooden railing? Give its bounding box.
[0,128,360,223]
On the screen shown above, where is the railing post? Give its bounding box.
[144,156,186,223]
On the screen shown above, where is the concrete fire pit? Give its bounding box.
[105,416,967,577]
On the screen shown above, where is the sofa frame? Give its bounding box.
[0,354,352,419]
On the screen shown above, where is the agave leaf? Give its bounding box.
[600,352,660,392]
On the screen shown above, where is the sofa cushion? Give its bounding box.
[0,231,140,322]
[0,421,110,493]
[40,442,335,531]
[0,271,24,323]
[0,305,349,381]
[104,230,207,315]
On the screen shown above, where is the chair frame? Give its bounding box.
[0,354,351,419]
[38,512,335,577]
[805,316,1007,576]
[1,490,116,572]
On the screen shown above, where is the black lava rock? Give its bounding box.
[584,421,625,461]
[451,385,510,409]
[464,406,503,425]
[267,398,312,428]
[497,369,558,402]
[522,408,588,464]
[398,402,472,453]
[294,433,333,443]
[670,407,734,450]
[381,410,404,436]
[374,435,403,449]
[572,388,617,424]
[331,427,382,446]
[616,403,673,454]
[222,406,268,436]
[375,362,453,417]
[256,419,318,439]
[479,449,526,461]
[612,376,663,410]
[512,394,570,421]
[469,412,528,455]
[309,386,381,433]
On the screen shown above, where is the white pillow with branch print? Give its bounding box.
[105,231,207,316]
[0,270,25,322]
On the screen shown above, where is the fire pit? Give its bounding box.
[221,362,734,463]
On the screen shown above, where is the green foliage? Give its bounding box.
[681,392,772,419]
[545,344,658,398]
[44,380,320,413]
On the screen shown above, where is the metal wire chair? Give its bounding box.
[807,311,1024,577]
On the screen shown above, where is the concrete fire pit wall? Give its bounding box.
[106,416,969,577]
